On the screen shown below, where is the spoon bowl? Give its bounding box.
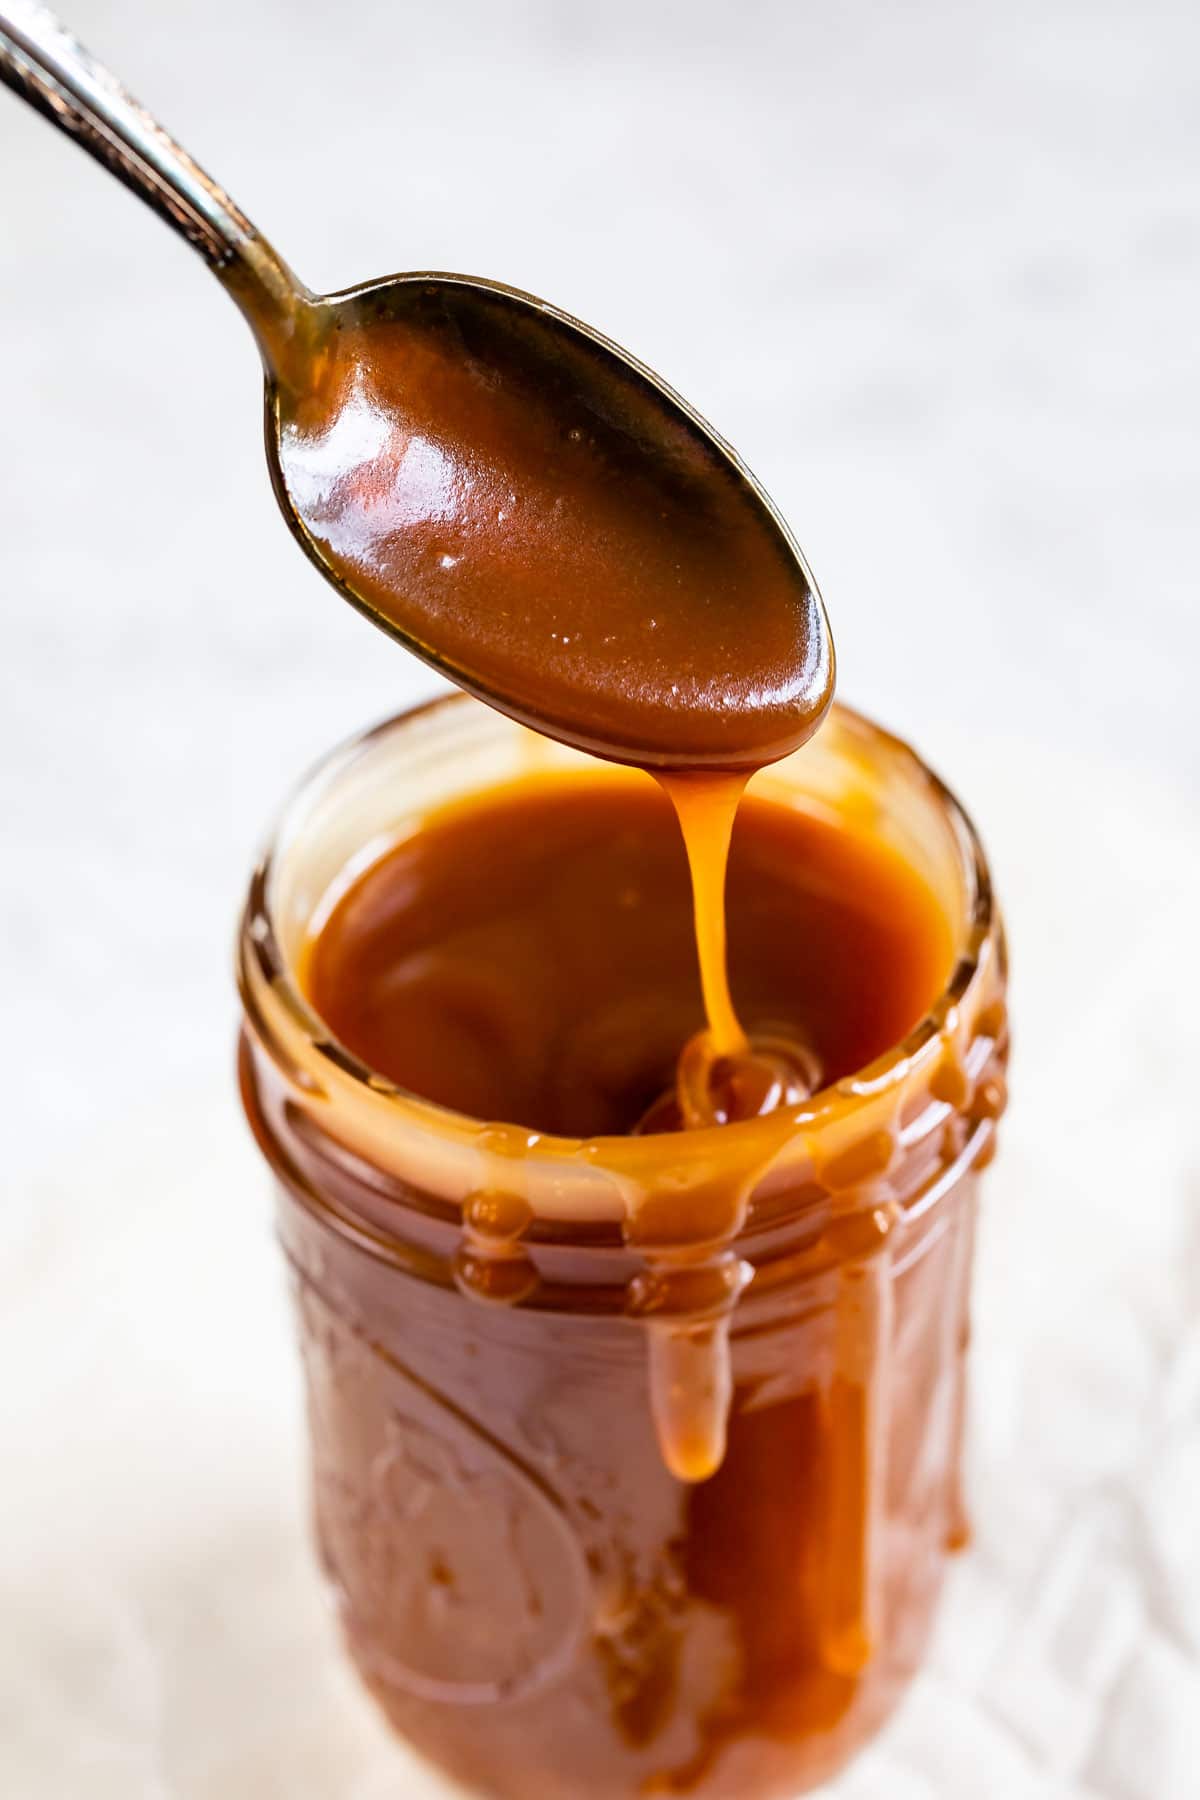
[269,272,832,768]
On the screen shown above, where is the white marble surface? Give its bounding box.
[1,2,1198,1795]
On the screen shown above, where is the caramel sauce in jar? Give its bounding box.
[238,696,1006,1799]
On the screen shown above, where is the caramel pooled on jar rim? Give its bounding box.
[300,771,956,1482]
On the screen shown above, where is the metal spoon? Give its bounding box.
[0,4,833,770]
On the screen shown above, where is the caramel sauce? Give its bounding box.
[302,771,954,1486]
[272,280,833,771]
[301,775,950,1141]
[241,713,1007,1798]
[657,774,749,1064]
[267,275,845,1489]
[250,264,1000,1800]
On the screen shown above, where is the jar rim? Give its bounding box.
[239,693,1000,1195]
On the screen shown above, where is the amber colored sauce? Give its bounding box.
[302,774,950,1145]
[658,774,749,1063]
[240,248,999,1799]
[247,757,999,1796]
[269,276,842,1488]
[272,281,832,772]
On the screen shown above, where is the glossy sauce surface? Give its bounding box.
[302,774,952,1141]
[279,770,980,1796]
[242,725,1007,1799]
[253,252,994,1800]
[273,280,832,770]
[272,280,843,1476]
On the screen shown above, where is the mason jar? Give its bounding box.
[237,694,1007,1800]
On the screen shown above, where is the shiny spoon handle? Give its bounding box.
[0,3,307,355]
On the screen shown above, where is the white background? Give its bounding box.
[1,3,1198,1796]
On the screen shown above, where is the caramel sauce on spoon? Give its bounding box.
[271,278,832,772]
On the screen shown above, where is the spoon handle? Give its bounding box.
[0,3,304,347]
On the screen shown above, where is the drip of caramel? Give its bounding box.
[302,767,956,1501]
[657,773,749,1064]
[302,774,950,1142]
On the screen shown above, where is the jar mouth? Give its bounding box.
[240,693,999,1188]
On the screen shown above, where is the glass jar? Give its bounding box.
[237,695,1007,1800]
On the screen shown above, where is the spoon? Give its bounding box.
[0,4,834,770]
